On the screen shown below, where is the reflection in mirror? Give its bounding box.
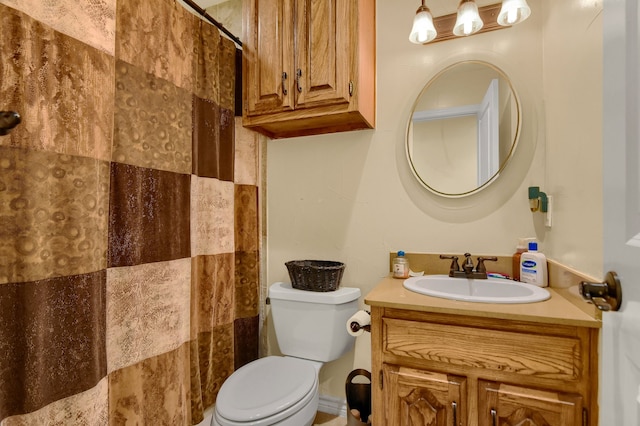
[406,61,521,197]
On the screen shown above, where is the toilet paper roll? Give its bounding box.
[347,310,371,337]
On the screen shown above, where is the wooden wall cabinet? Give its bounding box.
[242,0,375,138]
[371,308,598,426]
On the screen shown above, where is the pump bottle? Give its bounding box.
[512,238,534,281]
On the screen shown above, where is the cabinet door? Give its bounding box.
[294,0,352,109]
[384,365,466,426]
[478,380,583,426]
[243,0,295,116]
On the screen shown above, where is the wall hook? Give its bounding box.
[0,111,21,136]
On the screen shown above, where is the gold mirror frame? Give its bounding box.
[406,60,522,198]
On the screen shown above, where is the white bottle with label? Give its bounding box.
[519,242,548,287]
[392,251,410,279]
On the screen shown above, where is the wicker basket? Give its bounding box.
[285,260,345,292]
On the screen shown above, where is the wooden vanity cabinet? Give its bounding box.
[242,0,375,138]
[371,307,599,426]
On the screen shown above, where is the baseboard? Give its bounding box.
[318,394,348,418]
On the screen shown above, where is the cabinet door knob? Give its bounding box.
[296,68,303,93]
[281,72,288,95]
[491,408,497,426]
[452,401,457,426]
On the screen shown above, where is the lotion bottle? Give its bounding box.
[512,237,535,281]
[519,242,548,287]
[392,251,410,279]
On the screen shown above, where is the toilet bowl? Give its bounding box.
[212,356,321,426]
[212,282,361,426]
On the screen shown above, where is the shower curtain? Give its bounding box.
[0,0,260,424]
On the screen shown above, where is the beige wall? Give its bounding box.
[541,0,603,272]
[205,0,242,40]
[265,0,603,399]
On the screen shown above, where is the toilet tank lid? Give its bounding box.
[269,282,361,304]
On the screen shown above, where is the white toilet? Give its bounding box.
[212,282,361,426]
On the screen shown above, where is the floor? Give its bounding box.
[313,412,347,426]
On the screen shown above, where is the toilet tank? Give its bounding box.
[269,282,361,363]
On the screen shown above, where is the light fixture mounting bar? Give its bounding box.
[431,3,504,44]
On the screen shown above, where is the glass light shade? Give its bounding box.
[497,0,531,26]
[409,6,437,44]
[453,0,484,36]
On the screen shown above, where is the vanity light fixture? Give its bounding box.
[409,0,531,45]
[453,0,484,36]
[409,0,437,44]
[528,186,548,213]
[497,0,531,26]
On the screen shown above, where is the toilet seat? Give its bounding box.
[215,356,318,425]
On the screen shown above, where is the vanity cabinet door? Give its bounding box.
[478,380,583,426]
[384,365,466,426]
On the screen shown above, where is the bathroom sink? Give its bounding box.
[403,275,550,304]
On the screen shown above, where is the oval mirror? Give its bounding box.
[406,61,521,197]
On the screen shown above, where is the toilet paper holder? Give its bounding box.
[349,311,371,334]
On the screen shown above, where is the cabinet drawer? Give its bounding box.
[383,318,582,381]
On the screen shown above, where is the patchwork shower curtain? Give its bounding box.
[0,0,260,424]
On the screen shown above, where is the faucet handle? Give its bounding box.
[439,254,460,275]
[476,256,498,273]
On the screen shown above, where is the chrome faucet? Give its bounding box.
[439,253,497,279]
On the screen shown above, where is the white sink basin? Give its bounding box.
[403,275,551,304]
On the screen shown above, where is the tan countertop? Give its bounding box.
[365,276,602,328]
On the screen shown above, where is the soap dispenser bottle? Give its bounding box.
[512,238,534,281]
[519,242,548,287]
[392,251,410,279]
